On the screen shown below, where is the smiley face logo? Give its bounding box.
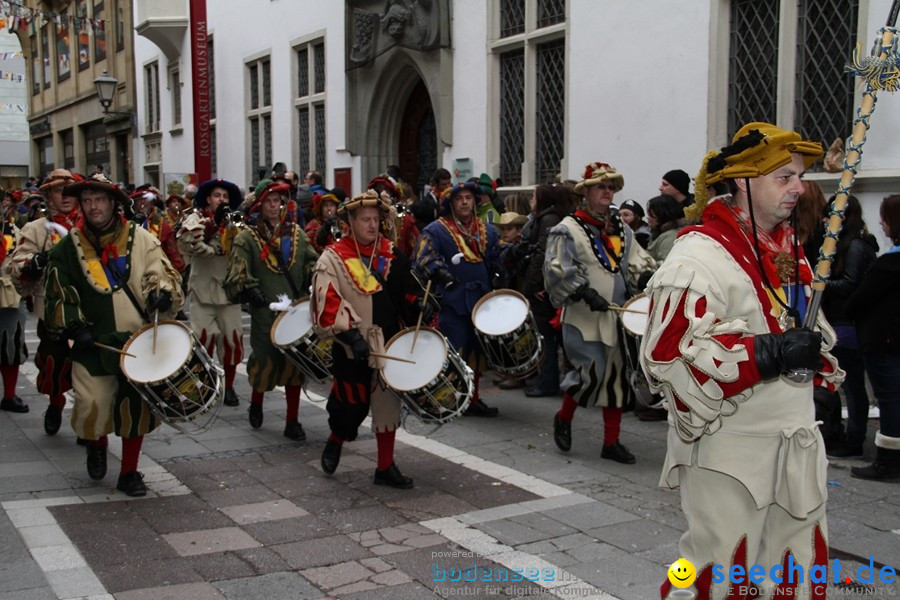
[668,558,696,588]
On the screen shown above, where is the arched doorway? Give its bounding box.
[397,80,436,198]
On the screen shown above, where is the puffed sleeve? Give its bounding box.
[138,232,184,319]
[543,223,588,308]
[310,249,361,338]
[223,229,260,303]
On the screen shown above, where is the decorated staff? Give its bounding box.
[792,2,900,383]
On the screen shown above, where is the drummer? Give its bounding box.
[43,174,184,496]
[414,182,503,417]
[544,162,655,463]
[224,182,318,440]
[311,190,432,489]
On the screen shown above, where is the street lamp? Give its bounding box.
[93,70,118,113]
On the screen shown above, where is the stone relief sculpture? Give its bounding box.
[347,0,446,68]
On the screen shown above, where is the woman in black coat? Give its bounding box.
[845,194,900,481]
[821,195,878,457]
[520,184,573,397]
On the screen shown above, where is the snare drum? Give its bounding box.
[270,298,333,383]
[121,320,223,434]
[380,327,473,428]
[471,289,543,378]
[616,294,656,409]
[620,294,651,337]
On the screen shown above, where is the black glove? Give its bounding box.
[214,203,229,226]
[754,328,823,380]
[23,252,48,278]
[243,287,269,309]
[513,242,536,261]
[146,289,173,313]
[416,295,436,323]
[432,267,458,290]
[490,268,506,290]
[336,329,370,363]
[316,221,332,247]
[637,270,654,291]
[580,287,609,312]
[67,325,94,352]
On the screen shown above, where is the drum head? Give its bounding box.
[272,300,313,347]
[382,328,447,391]
[473,291,528,336]
[122,321,193,384]
[622,295,651,337]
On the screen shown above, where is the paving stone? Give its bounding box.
[369,543,414,556]
[219,499,308,525]
[0,558,50,593]
[49,502,135,525]
[17,524,71,548]
[92,557,202,594]
[318,504,408,533]
[242,514,338,545]
[163,526,262,557]
[196,483,282,508]
[300,560,374,589]
[230,546,293,575]
[586,518,682,553]
[566,547,664,600]
[541,500,641,531]
[0,461,58,478]
[331,580,379,595]
[0,588,57,600]
[114,582,225,600]
[213,571,321,600]
[371,569,413,585]
[142,508,235,536]
[125,493,214,516]
[271,534,373,569]
[43,567,106,597]
[57,517,177,565]
[30,544,87,571]
[385,492,479,521]
[360,557,393,573]
[293,487,379,515]
[187,551,257,581]
[339,581,435,600]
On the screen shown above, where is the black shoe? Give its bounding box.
[86,444,107,480]
[116,471,147,497]
[553,413,572,452]
[248,403,263,428]
[283,420,306,441]
[464,399,499,417]
[0,396,29,413]
[44,405,63,435]
[224,388,239,407]
[76,437,89,446]
[321,440,342,475]
[374,463,414,489]
[525,387,559,398]
[601,442,636,464]
[827,443,864,458]
[175,310,188,321]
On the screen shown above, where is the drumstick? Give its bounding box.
[410,279,432,352]
[369,352,416,365]
[608,305,647,315]
[93,342,137,359]
[152,281,161,354]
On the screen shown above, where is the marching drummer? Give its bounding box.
[414,182,503,417]
[223,182,318,440]
[176,179,245,408]
[43,174,184,496]
[311,190,433,489]
[544,163,655,463]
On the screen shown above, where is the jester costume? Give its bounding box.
[225,217,317,393]
[0,220,28,412]
[44,216,184,440]
[134,209,185,274]
[177,183,244,402]
[640,124,843,600]
[9,206,80,422]
[414,183,502,413]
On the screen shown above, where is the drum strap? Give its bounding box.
[273,238,301,298]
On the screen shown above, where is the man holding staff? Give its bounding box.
[641,123,843,598]
[44,175,184,497]
[311,190,431,488]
